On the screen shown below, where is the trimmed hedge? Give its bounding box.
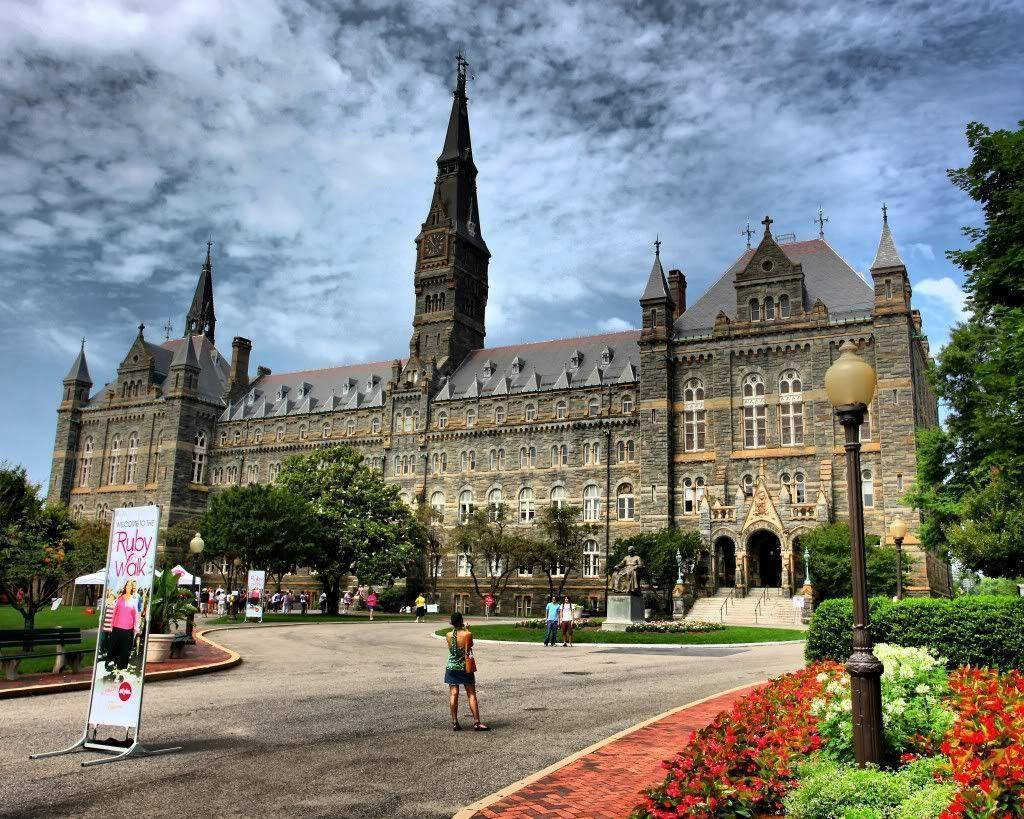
[805,595,1024,670]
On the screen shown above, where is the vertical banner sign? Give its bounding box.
[245,570,266,620]
[87,505,160,732]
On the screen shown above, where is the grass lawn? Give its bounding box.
[205,612,451,626]
[436,624,806,645]
[0,605,100,630]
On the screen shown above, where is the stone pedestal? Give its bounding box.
[602,594,645,631]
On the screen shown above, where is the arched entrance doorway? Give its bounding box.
[747,529,783,588]
[714,536,736,588]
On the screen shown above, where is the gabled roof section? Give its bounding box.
[674,238,874,333]
[641,246,671,301]
[64,344,92,384]
[170,335,200,369]
[871,212,905,270]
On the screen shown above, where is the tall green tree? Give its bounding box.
[451,503,531,609]
[275,445,423,613]
[532,504,598,599]
[910,120,1024,576]
[414,502,446,602]
[608,528,702,614]
[801,522,904,604]
[199,483,315,592]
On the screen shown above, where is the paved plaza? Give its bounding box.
[0,622,803,818]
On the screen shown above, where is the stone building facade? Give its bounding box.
[48,63,950,612]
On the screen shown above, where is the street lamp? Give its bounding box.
[187,532,205,637]
[825,339,883,767]
[889,516,907,600]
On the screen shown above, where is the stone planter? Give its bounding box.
[146,632,175,663]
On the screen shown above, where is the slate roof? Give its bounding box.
[871,219,905,269]
[435,330,640,402]
[64,347,92,384]
[641,250,670,301]
[220,360,396,422]
[674,238,874,334]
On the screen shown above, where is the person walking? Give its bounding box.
[414,592,427,623]
[342,590,352,614]
[319,591,328,614]
[299,591,308,615]
[444,612,488,731]
[558,595,575,646]
[366,589,378,620]
[543,595,560,647]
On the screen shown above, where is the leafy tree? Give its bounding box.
[451,503,531,608]
[200,483,315,592]
[413,503,446,602]
[608,528,702,614]
[942,470,1024,578]
[802,523,905,604]
[532,504,598,599]
[66,518,110,605]
[0,465,95,628]
[162,517,204,564]
[275,445,424,613]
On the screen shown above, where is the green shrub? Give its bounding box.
[893,783,955,819]
[375,585,406,613]
[806,595,1024,670]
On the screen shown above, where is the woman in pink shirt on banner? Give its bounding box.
[109,580,140,670]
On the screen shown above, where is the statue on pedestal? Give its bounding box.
[612,545,644,595]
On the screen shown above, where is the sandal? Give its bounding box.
[452,719,462,731]
[473,722,490,731]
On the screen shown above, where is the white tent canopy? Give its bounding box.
[74,566,199,587]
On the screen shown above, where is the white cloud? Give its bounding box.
[915,276,971,322]
[598,317,633,332]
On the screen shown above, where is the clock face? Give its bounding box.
[422,232,446,258]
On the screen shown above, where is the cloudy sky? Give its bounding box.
[1,0,1021,489]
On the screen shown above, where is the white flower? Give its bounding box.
[810,698,825,715]
[841,698,853,713]
[915,683,930,695]
[816,672,829,684]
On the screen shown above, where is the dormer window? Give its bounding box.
[601,346,612,365]
[276,385,289,402]
[569,350,582,370]
[510,356,522,376]
[482,360,494,378]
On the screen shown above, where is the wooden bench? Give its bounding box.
[167,633,192,659]
[0,628,86,680]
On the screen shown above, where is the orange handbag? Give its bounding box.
[465,649,478,674]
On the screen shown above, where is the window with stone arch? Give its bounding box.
[749,298,761,321]
[371,415,381,434]
[525,403,537,421]
[277,425,286,442]
[124,433,139,484]
[437,411,448,430]
[617,483,635,520]
[583,539,600,577]
[621,394,634,414]
[862,468,874,508]
[459,489,474,523]
[269,462,281,481]
[465,408,477,428]
[107,434,122,484]
[253,426,263,444]
[346,418,356,436]
[779,294,791,318]
[322,422,331,440]
[555,400,567,420]
[583,484,601,521]
[683,475,706,515]
[550,485,566,509]
[764,297,776,320]
[683,378,707,451]
[233,429,242,444]
[779,369,804,446]
[413,411,419,430]
[487,487,502,519]
[220,431,228,447]
[430,491,445,522]
[403,408,412,433]
[469,450,477,471]
[742,373,767,448]
[299,424,307,440]
[518,487,535,523]
[588,397,599,417]
[794,471,807,503]
[97,502,110,522]
[494,405,506,425]
[489,448,498,471]
[189,431,206,483]
[79,437,93,486]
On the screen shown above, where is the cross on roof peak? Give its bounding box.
[881,202,888,224]
[815,207,829,239]
[761,215,773,234]
[654,235,661,256]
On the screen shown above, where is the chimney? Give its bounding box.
[228,337,252,401]
[668,269,687,321]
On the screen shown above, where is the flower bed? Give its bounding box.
[625,620,724,634]
[513,617,603,629]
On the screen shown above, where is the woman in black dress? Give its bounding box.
[444,612,488,731]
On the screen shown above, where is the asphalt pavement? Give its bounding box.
[0,620,804,818]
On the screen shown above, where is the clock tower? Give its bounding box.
[408,55,490,375]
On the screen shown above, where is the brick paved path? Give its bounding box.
[464,683,760,819]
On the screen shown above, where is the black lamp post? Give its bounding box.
[890,516,907,600]
[825,340,883,767]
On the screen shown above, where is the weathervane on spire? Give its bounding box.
[455,52,472,94]
[80,337,86,353]
[163,318,173,340]
[654,235,661,257]
[881,202,888,224]
[741,222,754,248]
[815,207,829,239]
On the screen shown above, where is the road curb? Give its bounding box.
[0,628,240,699]
[452,679,767,819]
[429,630,805,649]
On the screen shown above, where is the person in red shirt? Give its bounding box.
[366,590,378,620]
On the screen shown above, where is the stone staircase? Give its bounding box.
[684,587,806,629]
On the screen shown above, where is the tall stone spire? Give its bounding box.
[184,240,216,344]
[64,338,92,386]
[871,204,905,270]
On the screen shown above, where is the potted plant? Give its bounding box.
[146,567,197,663]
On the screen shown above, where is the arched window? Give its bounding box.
[190,431,206,483]
[79,437,93,486]
[764,297,776,320]
[459,490,474,523]
[437,411,448,430]
[583,539,600,577]
[321,423,330,440]
[781,471,792,501]
[269,463,281,481]
[749,299,761,321]
[742,473,754,496]
[559,444,568,465]
[465,408,476,428]
[72,503,84,520]
[497,448,505,470]
[550,485,566,509]
[403,408,412,433]
[430,491,445,522]
[779,294,791,318]
[555,401,567,420]
[412,411,419,430]
[518,447,527,469]
[487,488,502,519]
[742,374,767,448]
[525,403,536,421]
[220,431,228,446]
[246,463,260,484]
[459,451,467,472]
[583,485,600,521]
[233,429,242,444]
[469,450,477,471]
[394,455,401,476]
[779,369,804,446]
[683,378,706,451]
[616,440,625,462]
[683,477,696,515]
[588,398,599,417]
[253,426,263,444]
[795,471,806,503]
[617,483,635,520]
[489,448,498,470]
[299,424,307,440]
[518,487,535,523]
[346,418,356,436]
[97,502,110,522]
[440,452,447,472]
[371,416,381,434]
[276,426,284,443]
[861,469,874,508]
[859,407,872,442]
[550,445,558,466]
[494,405,506,425]
[124,433,139,484]
[621,394,634,414]
[583,442,591,464]
[107,434,122,484]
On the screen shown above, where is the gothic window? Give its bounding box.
[246,463,259,484]
[583,485,600,521]
[459,490,474,523]
[555,401,567,420]
[795,471,806,503]
[346,419,356,436]
[299,424,307,440]
[108,434,122,484]
[550,445,557,466]
[621,394,634,414]
[413,411,419,430]
[437,411,448,429]
[322,423,331,440]
[220,431,228,446]
[97,502,110,522]
[518,487,535,523]
[469,450,477,471]
[781,472,792,501]
[465,408,476,428]
[489,448,498,470]
[743,374,767,448]
[558,444,568,466]
[588,398,599,417]
[394,455,401,476]
[683,477,696,515]
[742,473,754,496]
[885,279,893,300]
[403,409,412,433]
[372,416,381,434]
[525,403,536,421]
[188,431,205,483]
[494,405,506,425]
[683,378,706,451]
[518,447,527,469]
[749,299,761,321]
[779,370,804,446]
[780,294,791,318]
[402,455,410,474]
[441,453,448,471]
[550,485,566,509]
[583,442,591,464]
[269,463,281,481]
[430,491,445,522]
[616,440,636,463]
[764,297,776,320]
[79,437,93,486]
[456,552,472,578]
[253,427,263,444]
[583,539,600,577]
[72,503,84,520]
[617,483,635,520]
[862,469,874,508]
